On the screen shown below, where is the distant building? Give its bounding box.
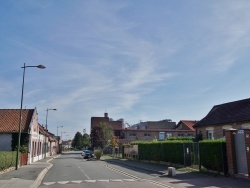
[90,112,196,148]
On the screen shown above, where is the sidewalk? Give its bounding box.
[0,157,54,188]
[1,156,250,188]
[103,158,250,188]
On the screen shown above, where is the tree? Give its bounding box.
[83,133,90,149]
[90,123,113,150]
[90,126,102,150]
[72,132,84,150]
[111,135,119,148]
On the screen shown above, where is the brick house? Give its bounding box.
[193,98,250,139]
[90,113,196,146]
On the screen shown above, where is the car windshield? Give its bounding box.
[84,150,92,153]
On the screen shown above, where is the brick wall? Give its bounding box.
[225,130,237,175]
[196,124,242,139]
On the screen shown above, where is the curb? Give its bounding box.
[29,157,56,188]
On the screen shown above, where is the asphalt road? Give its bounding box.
[38,151,171,188]
[38,151,250,188]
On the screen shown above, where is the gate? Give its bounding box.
[234,131,248,174]
[183,142,199,168]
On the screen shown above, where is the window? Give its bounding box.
[178,133,184,137]
[129,132,136,137]
[166,133,172,138]
[207,130,214,139]
[144,132,151,137]
[206,127,214,140]
[159,132,165,140]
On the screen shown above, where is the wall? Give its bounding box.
[0,134,12,151]
[147,121,176,130]
[225,129,250,176]
[196,124,242,139]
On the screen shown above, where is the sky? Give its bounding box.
[1,0,250,140]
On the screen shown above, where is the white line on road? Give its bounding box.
[57,181,69,184]
[43,182,55,185]
[71,180,83,183]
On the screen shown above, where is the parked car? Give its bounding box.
[81,150,94,159]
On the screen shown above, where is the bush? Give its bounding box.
[94,149,102,160]
[0,151,19,171]
[199,139,226,173]
[138,140,192,164]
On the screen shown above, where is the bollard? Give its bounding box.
[168,167,176,176]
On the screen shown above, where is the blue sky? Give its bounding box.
[1,0,250,140]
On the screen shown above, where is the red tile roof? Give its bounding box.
[0,109,34,133]
[38,123,47,135]
[178,120,197,131]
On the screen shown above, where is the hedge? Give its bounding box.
[199,139,227,173]
[137,140,192,164]
[0,151,19,171]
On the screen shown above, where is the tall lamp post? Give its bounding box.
[45,108,57,158]
[57,126,63,137]
[16,63,45,170]
[61,131,66,140]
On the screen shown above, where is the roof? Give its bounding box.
[177,120,197,131]
[38,124,47,135]
[114,128,194,132]
[194,98,250,127]
[0,109,35,133]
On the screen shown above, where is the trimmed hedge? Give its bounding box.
[199,139,226,173]
[137,140,192,164]
[0,151,19,171]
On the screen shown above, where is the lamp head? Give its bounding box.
[37,65,46,69]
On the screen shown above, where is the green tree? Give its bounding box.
[83,133,90,149]
[72,132,84,150]
[90,123,113,150]
[99,123,113,149]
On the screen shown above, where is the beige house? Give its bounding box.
[193,98,250,139]
[0,108,58,165]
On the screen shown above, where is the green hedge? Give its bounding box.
[0,151,19,171]
[199,140,226,173]
[138,140,192,164]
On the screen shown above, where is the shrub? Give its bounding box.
[0,151,19,171]
[199,139,226,173]
[94,149,102,160]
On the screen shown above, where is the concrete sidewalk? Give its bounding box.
[103,158,250,188]
[0,157,54,188]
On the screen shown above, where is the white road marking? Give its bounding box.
[123,179,136,182]
[57,181,69,184]
[43,182,55,185]
[98,180,109,182]
[110,179,123,182]
[71,180,83,183]
[85,180,96,183]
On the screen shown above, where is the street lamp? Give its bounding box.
[61,131,66,140]
[16,63,45,170]
[45,108,57,158]
[45,108,57,130]
[57,126,63,137]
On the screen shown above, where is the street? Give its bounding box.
[39,151,171,188]
[38,151,250,188]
